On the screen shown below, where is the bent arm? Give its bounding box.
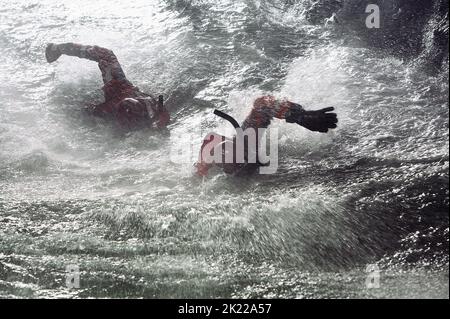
[46,43,130,85]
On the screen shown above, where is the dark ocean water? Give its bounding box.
[0,0,448,298]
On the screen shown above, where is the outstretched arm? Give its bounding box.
[45,43,130,85]
[241,95,338,133]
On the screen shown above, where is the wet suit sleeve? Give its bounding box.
[241,95,338,133]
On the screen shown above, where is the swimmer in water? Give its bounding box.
[45,43,170,130]
[196,96,338,176]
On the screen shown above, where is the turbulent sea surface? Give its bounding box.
[0,0,448,298]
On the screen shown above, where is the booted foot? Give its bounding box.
[45,43,61,63]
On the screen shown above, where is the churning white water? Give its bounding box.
[0,0,448,298]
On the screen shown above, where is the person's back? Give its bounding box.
[46,43,170,130]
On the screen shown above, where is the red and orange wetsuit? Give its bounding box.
[46,43,170,130]
[196,96,338,176]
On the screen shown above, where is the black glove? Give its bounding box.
[285,103,338,133]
